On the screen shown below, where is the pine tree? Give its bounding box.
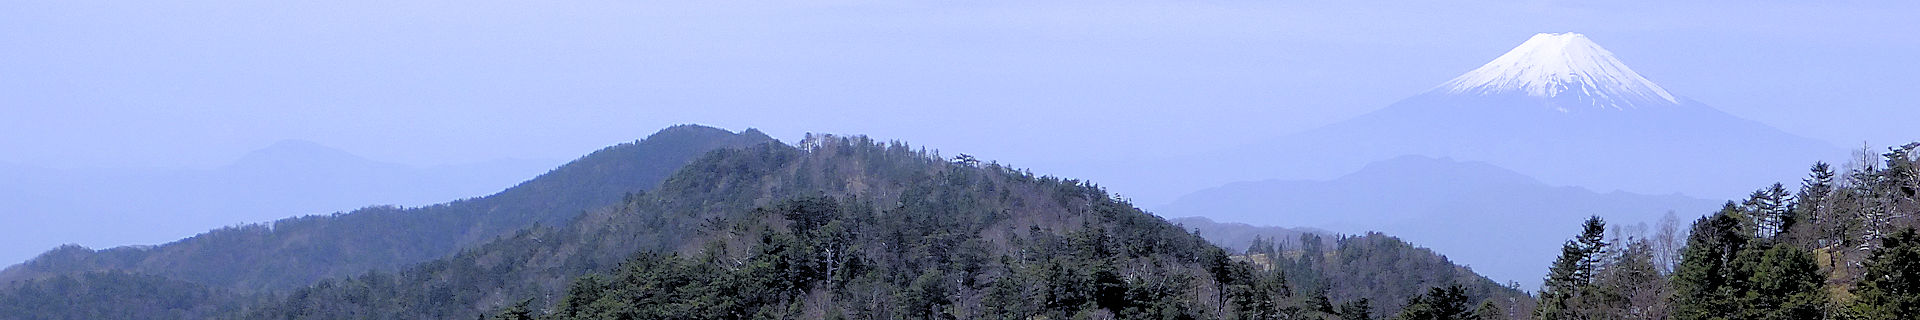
[1851,228,1920,320]
[1339,298,1375,320]
[1535,216,1606,320]
[1397,285,1473,320]
[490,299,536,320]
[1741,245,1826,320]
[1742,184,1794,239]
[1474,300,1503,320]
[1670,209,1751,320]
[1794,162,1839,246]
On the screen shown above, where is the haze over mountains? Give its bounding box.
[0,141,559,266]
[1104,33,1839,207]
[0,126,775,290]
[1,126,1531,319]
[1159,155,1723,289]
[1134,33,1826,288]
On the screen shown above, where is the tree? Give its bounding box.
[1594,238,1666,320]
[1670,209,1750,320]
[1339,298,1375,320]
[1535,216,1606,320]
[1741,245,1826,320]
[1852,228,1920,320]
[1653,211,1686,274]
[1742,184,1794,239]
[1793,162,1839,247]
[1473,300,1502,320]
[900,268,950,319]
[1396,285,1473,320]
[490,299,535,320]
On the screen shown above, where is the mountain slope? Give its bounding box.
[0,125,774,292]
[236,134,1526,319]
[1175,217,1527,316]
[1113,32,1837,205]
[1172,216,1332,253]
[1436,32,1678,111]
[0,140,555,267]
[1159,155,1722,289]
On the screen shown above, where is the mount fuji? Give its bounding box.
[1153,33,1838,205]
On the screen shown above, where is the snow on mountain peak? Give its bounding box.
[1435,33,1679,111]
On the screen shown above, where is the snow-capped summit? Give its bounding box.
[1435,33,1679,111]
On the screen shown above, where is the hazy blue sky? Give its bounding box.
[4,1,1915,189]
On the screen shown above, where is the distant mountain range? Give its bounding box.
[0,125,775,291]
[1157,155,1723,289]
[1105,32,1837,206]
[0,125,1528,319]
[0,140,558,266]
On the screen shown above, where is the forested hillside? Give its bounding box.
[3,128,1553,320]
[0,125,773,293]
[229,134,1523,319]
[1175,217,1529,316]
[1236,233,1530,318]
[243,135,1237,319]
[1526,143,1920,320]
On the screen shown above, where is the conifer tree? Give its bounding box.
[1473,300,1503,320]
[1740,245,1826,320]
[1339,298,1375,320]
[1670,209,1751,320]
[1396,285,1473,320]
[1851,228,1920,320]
[1535,216,1606,320]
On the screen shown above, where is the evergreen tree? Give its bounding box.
[1851,228,1920,320]
[1740,245,1826,320]
[1670,209,1751,320]
[1473,300,1502,320]
[1396,285,1473,320]
[1743,184,1795,239]
[1339,298,1375,320]
[1534,216,1606,320]
[1793,162,1839,246]
[490,299,536,320]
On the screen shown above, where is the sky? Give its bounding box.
[2,1,1916,249]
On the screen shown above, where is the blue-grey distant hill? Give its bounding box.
[0,125,775,291]
[0,140,557,267]
[1157,155,1724,289]
[1096,33,1839,206]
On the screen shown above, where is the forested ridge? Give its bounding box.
[1526,143,1920,320]
[3,125,1913,320]
[244,134,1350,319]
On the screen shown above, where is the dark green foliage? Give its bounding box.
[0,271,241,320]
[1535,216,1606,320]
[491,300,536,320]
[1741,245,1825,320]
[1340,298,1375,320]
[1395,285,1473,320]
[1851,228,1920,320]
[1671,207,1752,320]
[1472,300,1501,320]
[1670,207,1829,320]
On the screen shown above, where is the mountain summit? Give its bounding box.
[1436,32,1679,111]
[1106,33,1837,205]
